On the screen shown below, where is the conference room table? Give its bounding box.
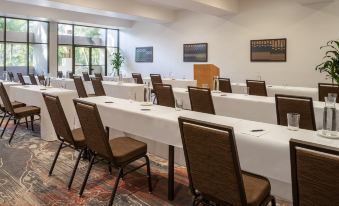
[9,85,78,141]
[78,96,339,201]
[143,77,197,88]
[173,88,332,130]
[231,82,318,100]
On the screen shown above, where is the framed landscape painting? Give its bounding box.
[251,38,287,62]
[183,43,208,62]
[135,47,153,62]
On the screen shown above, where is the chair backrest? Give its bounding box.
[132,73,144,84]
[29,74,38,85]
[153,83,175,108]
[37,75,45,82]
[8,72,14,81]
[57,71,63,78]
[91,78,106,96]
[17,73,26,85]
[69,72,74,79]
[318,83,339,102]
[178,117,247,205]
[275,94,316,130]
[82,72,90,81]
[290,139,339,206]
[188,86,215,115]
[219,78,232,93]
[246,80,267,96]
[150,74,162,88]
[94,73,103,81]
[0,83,14,114]
[74,76,88,98]
[73,99,114,161]
[42,93,75,145]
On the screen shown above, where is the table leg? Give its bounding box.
[168,145,174,201]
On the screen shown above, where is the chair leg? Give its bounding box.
[108,168,123,206]
[1,115,12,138]
[271,196,276,206]
[49,142,64,176]
[8,118,20,144]
[79,155,95,197]
[25,117,28,129]
[108,164,112,175]
[68,149,83,190]
[30,115,34,131]
[145,155,153,193]
[0,112,6,127]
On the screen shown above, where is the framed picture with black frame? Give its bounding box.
[135,47,153,62]
[250,38,287,62]
[183,43,208,62]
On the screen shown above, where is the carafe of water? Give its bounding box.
[213,76,219,91]
[144,82,152,103]
[323,93,337,136]
[3,71,8,81]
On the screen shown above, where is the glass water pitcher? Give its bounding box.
[144,82,152,103]
[213,76,219,91]
[323,93,337,136]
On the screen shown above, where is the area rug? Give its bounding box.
[0,120,292,206]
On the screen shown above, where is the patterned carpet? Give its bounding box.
[0,119,292,206]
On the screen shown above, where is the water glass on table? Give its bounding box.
[287,113,300,131]
[175,98,184,111]
[243,86,250,95]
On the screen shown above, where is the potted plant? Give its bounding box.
[111,51,125,76]
[316,40,339,84]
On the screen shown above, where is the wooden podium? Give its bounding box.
[194,64,220,88]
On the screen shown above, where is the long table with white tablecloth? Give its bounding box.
[143,77,197,88]
[79,96,339,201]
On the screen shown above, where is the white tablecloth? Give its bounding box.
[144,78,197,88]
[9,85,78,141]
[80,96,339,200]
[173,88,331,130]
[231,83,318,100]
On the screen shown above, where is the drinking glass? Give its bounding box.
[40,80,46,87]
[243,87,250,95]
[175,98,184,111]
[287,113,300,131]
[144,83,152,103]
[213,76,219,91]
[133,78,138,84]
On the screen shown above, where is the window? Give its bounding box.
[0,17,49,75]
[74,26,106,46]
[58,24,72,44]
[58,45,72,74]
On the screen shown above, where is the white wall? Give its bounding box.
[120,0,339,87]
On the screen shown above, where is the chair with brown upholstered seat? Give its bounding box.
[91,78,106,96]
[0,83,40,144]
[246,80,268,96]
[29,74,38,85]
[318,83,339,102]
[73,99,152,206]
[42,93,86,189]
[82,72,90,81]
[8,72,14,82]
[290,139,339,206]
[68,72,74,79]
[219,78,232,93]
[153,83,175,107]
[74,76,95,98]
[94,73,103,81]
[275,94,316,131]
[17,73,26,85]
[188,86,215,114]
[150,74,162,87]
[132,73,144,84]
[37,75,45,83]
[178,117,276,206]
[57,71,63,78]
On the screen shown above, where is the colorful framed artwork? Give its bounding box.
[183,43,208,62]
[251,38,287,62]
[135,47,153,62]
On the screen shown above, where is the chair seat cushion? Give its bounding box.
[109,137,147,165]
[243,172,271,206]
[71,128,86,147]
[13,106,40,118]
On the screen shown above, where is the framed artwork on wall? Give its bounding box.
[251,38,287,62]
[135,47,153,62]
[183,43,208,62]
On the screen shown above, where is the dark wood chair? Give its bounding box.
[37,75,45,84]
[8,72,14,82]
[132,73,144,84]
[188,86,215,115]
[178,117,276,206]
[94,73,103,81]
[91,78,106,96]
[150,74,162,87]
[17,73,26,85]
[275,94,316,131]
[0,83,40,144]
[246,80,268,96]
[153,83,175,107]
[219,78,232,93]
[290,139,339,206]
[73,99,152,206]
[74,76,95,98]
[57,71,63,78]
[42,93,86,189]
[69,72,74,79]
[82,72,90,81]
[29,74,38,85]
[318,83,339,102]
